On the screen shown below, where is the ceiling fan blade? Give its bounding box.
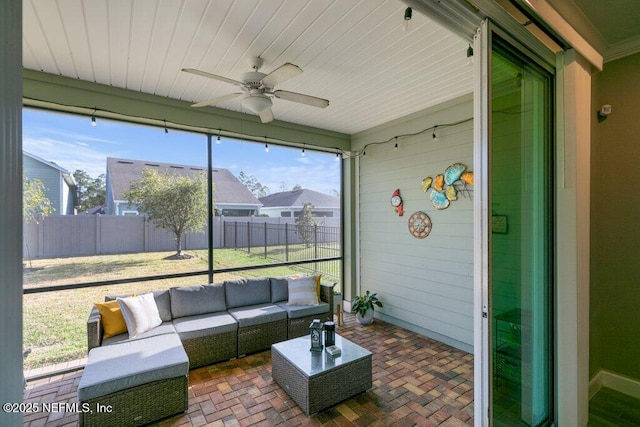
[273,90,329,108]
[261,63,302,88]
[259,108,274,123]
[191,93,241,108]
[182,68,245,87]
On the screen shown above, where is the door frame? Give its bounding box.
[474,19,558,426]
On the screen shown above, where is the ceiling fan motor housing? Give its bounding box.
[241,71,267,88]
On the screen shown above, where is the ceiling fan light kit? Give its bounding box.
[183,56,329,123]
[241,93,272,114]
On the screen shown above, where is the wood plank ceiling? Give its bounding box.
[23,0,473,135]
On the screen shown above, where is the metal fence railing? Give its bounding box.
[223,221,341,284]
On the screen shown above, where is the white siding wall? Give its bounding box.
[352,94,474,351]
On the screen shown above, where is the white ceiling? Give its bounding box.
[22,0,474,135]
[23,0,639,135]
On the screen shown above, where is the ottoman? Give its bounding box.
[78,333,189,426]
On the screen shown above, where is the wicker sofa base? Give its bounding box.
[238,319,287,356]
[182,330,237,369]
[288,315,326,339]
[79,375,188,427]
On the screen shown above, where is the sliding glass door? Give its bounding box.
[489,33,554,426]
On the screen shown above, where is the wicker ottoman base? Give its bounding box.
[272,334,372,415]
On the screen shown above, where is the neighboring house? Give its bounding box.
[105,157,262,216]
[259,189,340,218]
[23,151,77,216]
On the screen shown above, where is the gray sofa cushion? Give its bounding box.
[227,303,287,328]
[270,277,289,303]
[78,333,188,402]
[101,322,177,346]
[224,278,271,308]
[277,301,330,319]
[152,290,172,322]
[170,283,226,318]
[105,291,172,323]
[172,312,238,341]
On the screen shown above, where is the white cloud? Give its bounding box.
[23,137,110,178]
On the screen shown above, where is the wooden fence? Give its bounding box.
[23,215,340,259]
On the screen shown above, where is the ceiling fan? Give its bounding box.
[182,57,329,123]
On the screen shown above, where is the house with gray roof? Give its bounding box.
[106,157,261,216]
[259,189,339,218]
[23,151,77,216]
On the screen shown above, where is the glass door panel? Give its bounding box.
[490,35,553,426]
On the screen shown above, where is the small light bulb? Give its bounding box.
[216,135,221,144]
[301,148,305,157]
[91,115,96,127]
[432,131,438,143]
[265,143,269,153]
[402,7,412,31]
[394,142,398,151]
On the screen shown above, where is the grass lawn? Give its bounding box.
[23,248,340,369]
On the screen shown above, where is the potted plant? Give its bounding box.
[351,290,383,325]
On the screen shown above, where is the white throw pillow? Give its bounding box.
[287,275,319,306]
[117,293,162,338]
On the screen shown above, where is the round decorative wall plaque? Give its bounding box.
[408,211,432,239]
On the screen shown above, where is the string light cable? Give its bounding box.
[354,117,473,158]
[23,97,472,160]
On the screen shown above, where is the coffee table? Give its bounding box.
[271,334,372,415]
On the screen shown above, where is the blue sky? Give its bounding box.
[22,108,341,196]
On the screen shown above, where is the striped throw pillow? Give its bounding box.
[287,275,319,306]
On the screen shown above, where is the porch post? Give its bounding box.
[0,0,24,425]
[341,154,357,309]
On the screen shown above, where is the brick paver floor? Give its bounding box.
[23,314,473,426]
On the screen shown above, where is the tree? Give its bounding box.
[124,168,209,259]
[292,184,302,191]
[73,170,106,212]
[237,171,269,198]
[23,175,54,267]
[23,175,54,223]
[295,203,319,248]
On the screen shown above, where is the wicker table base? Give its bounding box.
[271,334,372,415]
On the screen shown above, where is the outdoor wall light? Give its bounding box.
[597,104,612,123]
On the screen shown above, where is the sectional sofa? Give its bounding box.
[78,276,334,426]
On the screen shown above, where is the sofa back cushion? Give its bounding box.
[270,277,289,303]
[152,290,172,322]
[170,283,226,319]
[224,278,271,308]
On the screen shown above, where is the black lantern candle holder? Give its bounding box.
[324,321,335,346]
[309,319,324,352]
